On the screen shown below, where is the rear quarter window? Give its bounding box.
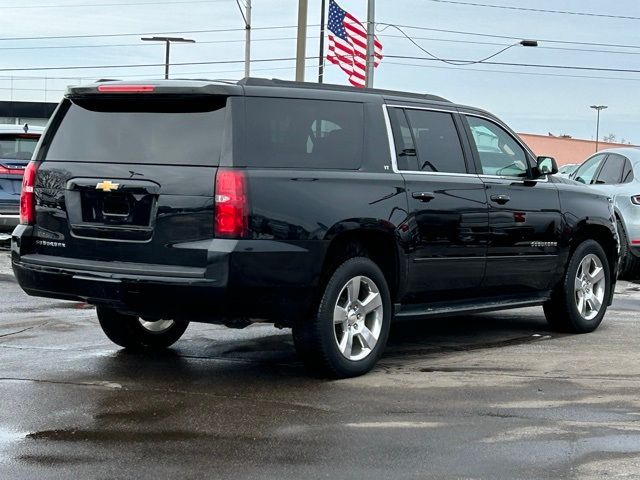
[240,97,364,170]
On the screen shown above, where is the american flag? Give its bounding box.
[326,0,383,88]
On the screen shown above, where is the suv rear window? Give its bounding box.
[241,97,364,169]
[43,96,227,166]
[0,134,39,160]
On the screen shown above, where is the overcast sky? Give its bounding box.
[2,0,639,142]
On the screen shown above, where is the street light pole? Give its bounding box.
[141,36,196,79]
[590,105,608,152]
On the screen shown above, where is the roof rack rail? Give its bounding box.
[238,77,451,103]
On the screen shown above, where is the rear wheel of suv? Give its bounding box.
[543,239,611,333]
[97,306,189,350]
[616,218,640,280]
[293,257,391,378]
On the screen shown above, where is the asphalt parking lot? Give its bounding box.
[1,250,640,479]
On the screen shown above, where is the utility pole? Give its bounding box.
[236,0,251,77]
[141,36,196,79]
[296,0,308,82]
[245,0,251,78]
[590,105,608,152]
[365,0,375,88]
[318,0,326,83]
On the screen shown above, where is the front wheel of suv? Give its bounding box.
[543,239,611,333]
[97,306,189,350]
[293,257,391,378]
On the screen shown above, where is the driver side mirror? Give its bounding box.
[535,156,558,177]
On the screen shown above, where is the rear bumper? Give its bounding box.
[0,213,19,231]
[11,227,323,325]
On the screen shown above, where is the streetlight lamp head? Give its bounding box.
[520,40,538,47]
[590,105,608,111]
[141,36,196,43]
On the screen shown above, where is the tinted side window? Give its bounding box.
[466,116,528,177]
[622,158,634,183]
[596,154,625,184]
[573,154,607,184]
[404,109,467,173]
[388,108,418,171]
[242,97,363,169]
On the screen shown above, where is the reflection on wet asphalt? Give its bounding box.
[1,251,640,479]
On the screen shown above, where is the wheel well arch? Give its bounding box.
[571,222,618,276]
[320,229,401,301]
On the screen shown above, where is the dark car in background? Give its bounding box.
[0,124,44,241]
[11,78,619,377]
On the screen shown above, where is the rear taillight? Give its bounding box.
[20,161,38,225]
[631,195,640,205]
[215,169,248,238]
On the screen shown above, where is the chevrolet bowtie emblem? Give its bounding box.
[95,180,120,192]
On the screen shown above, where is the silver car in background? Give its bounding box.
[557,163,579,178]
[571,147,640,279]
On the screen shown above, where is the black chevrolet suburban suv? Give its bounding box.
[12,78,618,377]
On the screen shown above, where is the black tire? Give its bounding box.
[293,257,391,378]
[544,239,611,333]
[616,218,640,280]
[97,306,189,350]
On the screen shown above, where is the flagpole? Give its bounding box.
[318,0,326,83]
[365,0,375,88]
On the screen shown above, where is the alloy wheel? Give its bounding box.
[333,275,384,361]
[574,253,606,321]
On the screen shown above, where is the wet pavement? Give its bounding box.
[1,249,640,479]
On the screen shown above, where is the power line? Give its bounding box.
[387,23,640,50]
[1,32,639,58]
[384,60,640,83]
[425,0,640,21]
[4,52,640,74]
[0,56,320,73]
[0,24,315,42]
[378,23,526,66]
[0,0,231,9]
[0,37,303,51]
[387,54,640,74]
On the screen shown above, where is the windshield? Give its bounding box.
[0,134,40,160]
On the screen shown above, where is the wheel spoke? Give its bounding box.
[340,330,353,357]
[574,275,583,292]
[358,326,377,350]
[347,277,361,303]
[587,296,602,313]
[576,291,585,316]
[589,266,605,285]
[334,305,348,324]
[360,291,382,315]
[581,257,592,275]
